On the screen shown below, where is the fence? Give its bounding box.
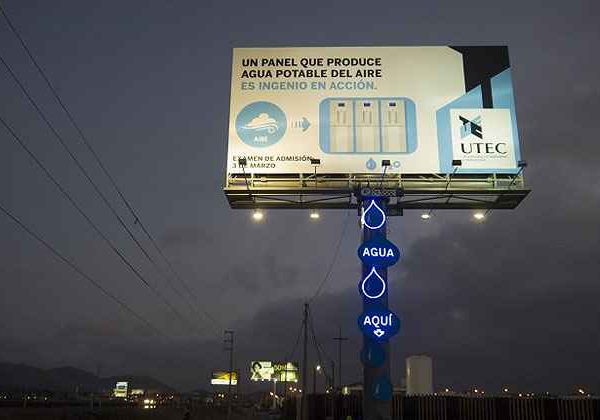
[283,394,600,420]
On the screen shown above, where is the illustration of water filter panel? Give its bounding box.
[319,98,417,154]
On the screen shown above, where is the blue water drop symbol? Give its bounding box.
[361,267,386,299]
[366,158,376,170]
[361,200,386,230]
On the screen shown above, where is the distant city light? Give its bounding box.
[252,209,264,221]
[578,388,585,395]
[504,388,509,393]
[420,213,431,220]
[315,364,321,371]
[473,212,485,221]
[309,210,320,220]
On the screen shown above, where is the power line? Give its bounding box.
[308,310,334,392]
[0,52,208,334]
[0,3,221,331]
[309,210,351,303]
[285,318,305,362]
[0,114,201,336]
[0,201,164,337]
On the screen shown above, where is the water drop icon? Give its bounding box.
[361,200,386,230]
[366,158,376,170]
[361,267,386,299]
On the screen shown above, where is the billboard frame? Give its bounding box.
[224,168,529,213]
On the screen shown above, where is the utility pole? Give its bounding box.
[333,326,348,391]
[300,303,309,420]
[224,330,234,420]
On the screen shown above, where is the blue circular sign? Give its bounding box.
[361,342,386,367]
[235,101,287,148]
[372,376,393,401]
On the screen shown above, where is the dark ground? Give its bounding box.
[0,406,274,420]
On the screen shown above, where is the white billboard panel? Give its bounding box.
[227,46,521,175]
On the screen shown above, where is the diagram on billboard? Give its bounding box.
[319,98,417,155]
[227,46,522,175]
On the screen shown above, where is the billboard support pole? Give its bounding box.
[359,194,393,420]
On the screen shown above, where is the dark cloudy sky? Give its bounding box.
[0,0,599,394]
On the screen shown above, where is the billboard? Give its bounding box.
[113,381,128,398]
[250,361,299,382]
[227,46,521,175]
[211,371,238,385]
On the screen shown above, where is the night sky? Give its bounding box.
[1,0,599,394]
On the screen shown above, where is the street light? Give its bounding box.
[309,210,320,220]
[313,365,322,394]
[420,213,431,220]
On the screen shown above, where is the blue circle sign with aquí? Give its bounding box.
[235,101,287,148]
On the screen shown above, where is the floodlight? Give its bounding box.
[252,209,264,221]
[309,210,320,220]
[310,158,321,165]
[381,160,391,167]
[473,212,485,221]
[238,157,247,166]
[452,159,462,166]
[420,213,431,220]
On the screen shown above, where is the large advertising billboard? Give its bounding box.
[211,371,238,385]
[250,361,299,382]
[113,381,128,398]
[227,46,521,175]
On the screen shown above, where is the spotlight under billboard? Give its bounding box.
[211,371,238,386]
[250,361,299,382]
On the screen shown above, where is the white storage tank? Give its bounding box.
[406,355,433,395]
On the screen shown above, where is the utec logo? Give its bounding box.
[459,115,482,139]
[457,114,508,155]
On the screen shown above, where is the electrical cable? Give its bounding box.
[0,5,221,331]
[285,318,305,362]
[308,310,333,386]
[0,201,165,337]
[309,209,351,303]
[0,115,202,336]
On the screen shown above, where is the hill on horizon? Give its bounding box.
[0,362,175,394]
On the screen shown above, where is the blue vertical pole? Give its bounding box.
[360,196,393,420]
